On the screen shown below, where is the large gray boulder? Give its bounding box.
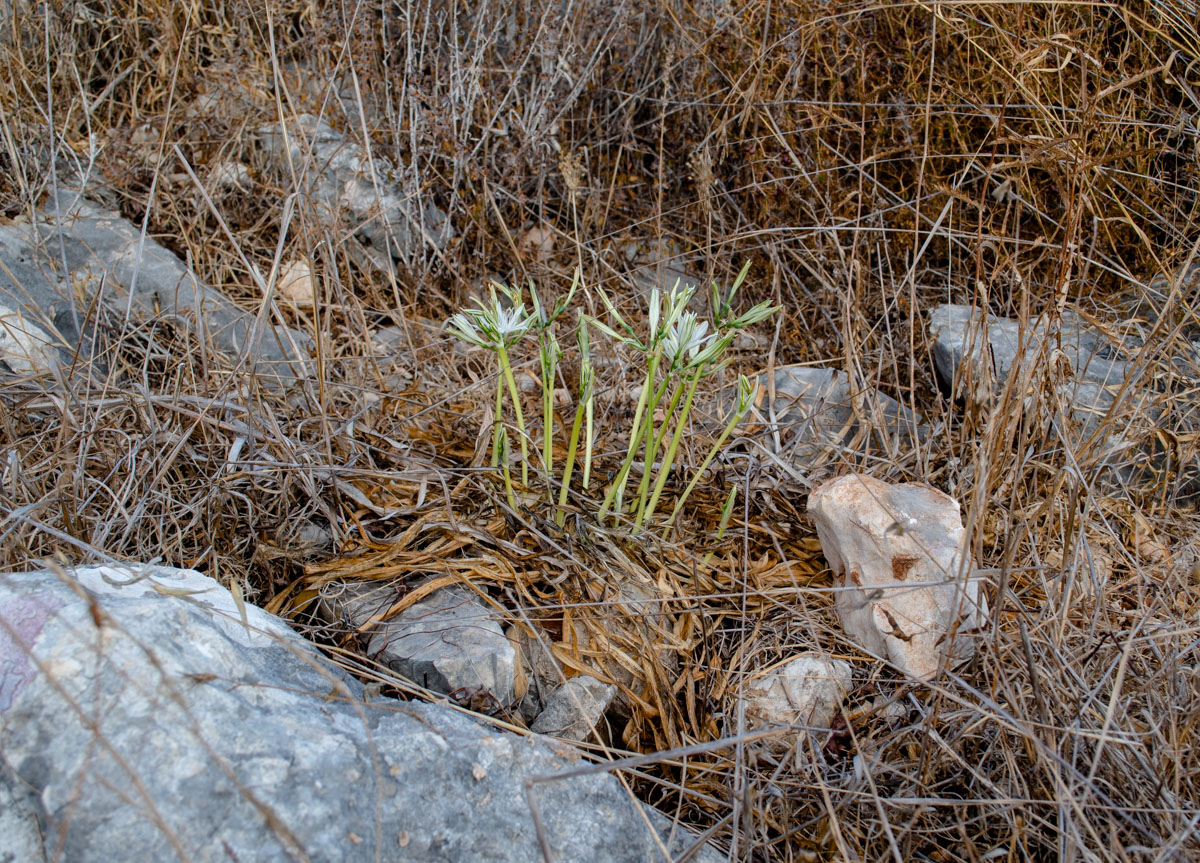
[928,303,1199,498]
[0,188,311,382]
[0,564,719,862]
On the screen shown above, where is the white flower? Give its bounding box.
[445,290,535,350]
[661,311,711,369]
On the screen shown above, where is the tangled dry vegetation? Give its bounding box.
[3,1,1200,860]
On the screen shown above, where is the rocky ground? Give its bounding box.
[2,2,1200,861]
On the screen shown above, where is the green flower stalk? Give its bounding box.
[576,314,595,491]
[531,270,579,494]
[638,314,736,527]
[496,426,517,511]
[497,340,530,486]
[556,317,594,525]
[537,327,561,498]
[593,281,687,521]
[662,374,758,538]
[582,376,594,491]
[703,485,739,566]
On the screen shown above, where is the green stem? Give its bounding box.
[600,349,660,518]
[497,345,529,486]
[641,367,703,528]
[661,403,746,538]
[501,452,517,511]
[633,378,677,521]
[702,485,738,566]
[541,339,555,498]
[582,395,593,490]
[556,401,586,526]
[623,373,671,523]
[491,371,505,468]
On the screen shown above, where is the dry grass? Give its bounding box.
[3,0,1200,859]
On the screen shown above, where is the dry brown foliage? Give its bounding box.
[3,1,1200,860]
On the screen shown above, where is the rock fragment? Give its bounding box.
[700,365,925,467]
[929,304,1133,396]
[319,580,516,709]
[0,188,311,382]
[371,584,516,709]
[0,302,62,376]
[739,652,853,756]
[276,258,317,307]
[927,303,1200,497]
[531,676,616,742]
[508,623,567,722]
[808,474,989,680]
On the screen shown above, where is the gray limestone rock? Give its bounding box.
[257,114,453,274]
[531,676,616,742]
[0,564,720,863]
[0,760,43,863]
[928,304,1132,395]
[622,240,702,300]
[320,580,517,709]
[0,301,63,377]
[928,303,1200,498]
[700,365,926,467]
[370,585,516,708]
[0,188,311,382]
[316,579,398,633]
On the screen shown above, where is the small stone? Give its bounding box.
[368,585,517,708]
[926,303,1188,495]
[507,623,565,722]
[531,676,616,741]
[277,258,317,307]
[519,223,555,262]
[739,652,853,756]
[257,114,453,272]
[699,365,925,466]
[0,302,61,377]
[732,329,768,351]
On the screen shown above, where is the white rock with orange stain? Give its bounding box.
[808,474,989,680]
